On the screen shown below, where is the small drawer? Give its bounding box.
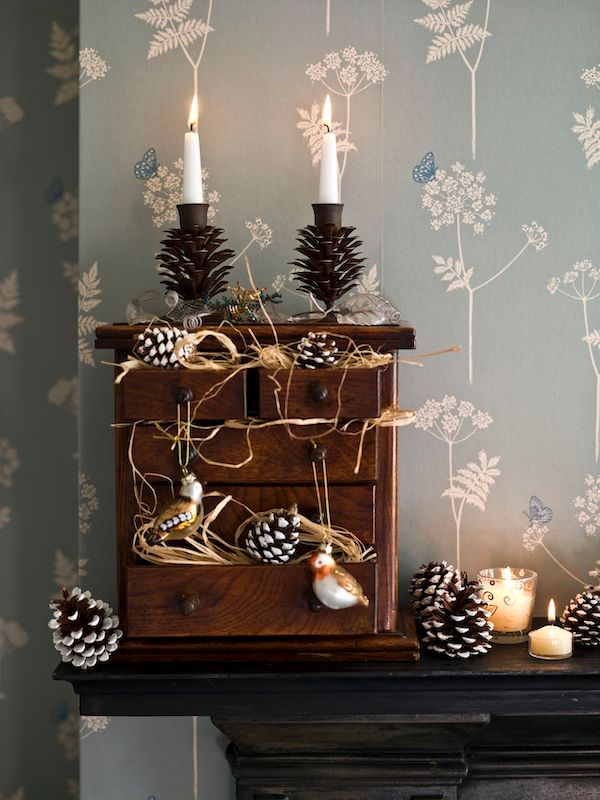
[131,423,378,484]
[118,369,247,421]
[258,368,382,419]
[126,562,377,637]
[148,483,376,545]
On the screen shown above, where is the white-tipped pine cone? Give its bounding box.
[560,590,600,648]
[134,325,192,368]
[49,587,123,669]
[245,505,301,564]
[409,560,462,619]
[421,579,493,659]
[296,332,340,369]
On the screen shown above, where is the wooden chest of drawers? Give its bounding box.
[96,322,419,662]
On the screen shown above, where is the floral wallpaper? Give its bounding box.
[0,0,589,797]
[0,2,79,798]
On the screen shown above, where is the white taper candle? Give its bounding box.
[318,95,339,203]
[183,95,203,204]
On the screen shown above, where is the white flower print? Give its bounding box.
[415,395,498,569]
[423,164,548,383]
[547,260,600,461]
[302,45,387,190]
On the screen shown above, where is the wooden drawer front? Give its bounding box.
[147,483,376,545]
[207,484,375,544]
[126,563,377,637]
[259,368,382,419]
[132,424,377,483]
[119,370,247,421]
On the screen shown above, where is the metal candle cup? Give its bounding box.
[528,599,573,660]
[478,568,537,644]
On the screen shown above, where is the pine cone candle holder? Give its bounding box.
[421,579,493,659]
[134,325,193,368]
[291,203,366,310]
[156,203,235,302]
[245,505,301,564]
[409,560,461,619]
[49,587,123,669]
[560,590,600,648]
[296,331,341,369]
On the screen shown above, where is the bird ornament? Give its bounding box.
[308,549,369,610]
[146,472,204,545]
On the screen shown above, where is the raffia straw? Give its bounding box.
[393,344,461,368]
[341,404,416,474]
[132,490,256,566]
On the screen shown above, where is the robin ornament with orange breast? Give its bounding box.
[146,472,204,545]
[309,549,369,610]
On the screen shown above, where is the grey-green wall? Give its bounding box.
[4,0,595,797]
[0,1,79,798]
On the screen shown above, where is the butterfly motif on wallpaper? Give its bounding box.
[524,495,553,525]
[412,151,436,183]
[134,147,159,180]
[45,176,64,203]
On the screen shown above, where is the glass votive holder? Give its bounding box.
[478,568,537,644]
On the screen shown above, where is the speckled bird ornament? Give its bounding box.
[309,549,369,610]
[146,472,203,545]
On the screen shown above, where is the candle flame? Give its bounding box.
[322,95,332,131]
[548,598,556,623]
[188,95,199,130]
[501,566,513,582]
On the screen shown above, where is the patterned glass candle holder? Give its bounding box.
[478,568,537,644]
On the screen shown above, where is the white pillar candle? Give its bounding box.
[183,95,203,204]
[318,95,339,204]
[528,599,573,660]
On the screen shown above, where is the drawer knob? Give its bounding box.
[176,387,194,404]
[310,383,329,403]
[309,444,327,463]
[178,593,200,615]
[308,509,323,525]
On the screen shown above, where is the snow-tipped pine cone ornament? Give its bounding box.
[49,587,123,669]
[559,590,600,648]
[421,579,493,659]
[245,504,301,564]
[296,332,340,369]
[134,325,193,368]
[409,560,462,619]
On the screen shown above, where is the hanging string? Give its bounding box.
[310,441,333,547]
[176,400,192,475]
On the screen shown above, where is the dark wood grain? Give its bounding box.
[130,423,378,484]
[120,368,247,420]
[141,483,377,546]
[376,361,398,633]
[126,563,377,637]
[96,322,416,353]
[98,322,410,650]
[258,368,382,419]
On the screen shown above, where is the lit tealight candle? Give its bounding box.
[183,95,203,204]
[528,599,573,660]
[318,95,339,204]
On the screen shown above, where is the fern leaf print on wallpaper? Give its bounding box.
[414,395,497,570]
[414,0,492,159]
[572,62,600,170]
[135,0,215,96]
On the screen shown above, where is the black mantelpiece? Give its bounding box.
[56,640,600,800]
